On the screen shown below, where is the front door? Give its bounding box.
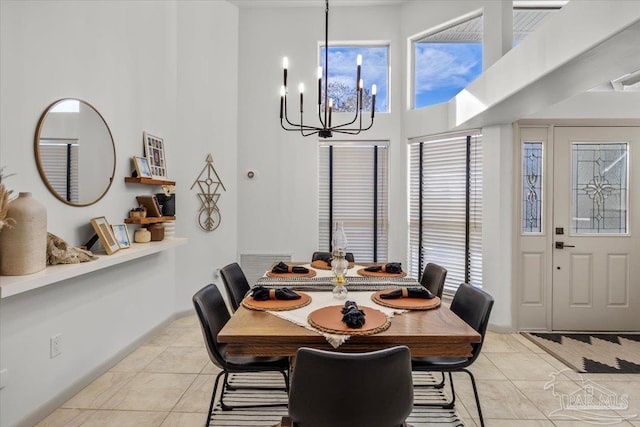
[552,126,640,331]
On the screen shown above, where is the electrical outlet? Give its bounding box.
[50,334,62,358]
[0,368,7,390]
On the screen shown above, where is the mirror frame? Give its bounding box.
[34,98,116,207]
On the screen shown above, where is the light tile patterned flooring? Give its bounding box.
[38,314,640,427]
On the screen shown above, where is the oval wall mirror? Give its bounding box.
[34,98,116,206]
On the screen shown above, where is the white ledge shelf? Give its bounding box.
[0,238,187,299]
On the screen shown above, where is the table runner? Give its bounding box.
[266,291,407,348]
[256,263,420,291]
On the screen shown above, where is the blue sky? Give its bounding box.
[317,42,482,112]
[414,42,483,108]
[320,46,388,112]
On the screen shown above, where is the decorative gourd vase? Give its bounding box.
[0,192,47,275]
[134,227,151,243]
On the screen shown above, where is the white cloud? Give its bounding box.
[414,43,481,93]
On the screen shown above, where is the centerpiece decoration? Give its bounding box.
[331,221,349,299]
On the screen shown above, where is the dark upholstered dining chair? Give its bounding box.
[311,251,355,263]
[220,262,251,312]
[420,262,447,298]
[411,283,494,427]
[281,346,413,427]
[192,284,289,422]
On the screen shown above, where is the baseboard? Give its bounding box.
[488,323,516,334]
[16,312,186,427]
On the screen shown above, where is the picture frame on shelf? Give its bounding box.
[90,216,120,255]
[136,195,162,217]
[132,156,152,179]
[143,131,167,180]
[111,224,131,249]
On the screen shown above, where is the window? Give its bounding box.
[319,45,389,113]
[319,143,388,262]
[522,141,544,233]
[408,131,482,294]
[413,14,483,109]
[571,142,628,234]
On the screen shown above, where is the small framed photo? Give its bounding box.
[132,156,152,179]
[111,224,131,249]
[136,195,162,217]
[90,216,120,255]
[143,131,167,180]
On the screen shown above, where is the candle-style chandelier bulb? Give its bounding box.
[279,0,375,138]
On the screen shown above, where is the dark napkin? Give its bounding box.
[251,285,301,301]
[341,301,366,328]
[379,287,435,300]
[272,261,309,274]
[364,262,403,274]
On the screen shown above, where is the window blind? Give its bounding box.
[319,143,389,262]
[408,132,482,295]
[39,139,79,204]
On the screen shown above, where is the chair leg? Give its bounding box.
[413,371,455,409]
[462,368,485,427]
[207,371,225,420]
[224,370,288,392]
[414,371,445,389]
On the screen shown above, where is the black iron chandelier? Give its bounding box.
[279,0,376,138]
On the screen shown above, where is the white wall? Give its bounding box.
[0,1,239,425]
[174,0,239,311]
[236,5,404,262]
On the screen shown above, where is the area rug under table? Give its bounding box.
[523,333,640,373]
[209,372,465,426]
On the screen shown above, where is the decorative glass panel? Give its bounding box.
[522,142,543,233]
[571,143,628,234]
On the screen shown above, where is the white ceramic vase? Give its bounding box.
[0,192,47,275]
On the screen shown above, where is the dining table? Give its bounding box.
[217,262,481,358]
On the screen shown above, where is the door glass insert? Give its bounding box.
[523,141,543,233]
[571,142,628,234]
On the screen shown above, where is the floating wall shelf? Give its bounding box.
[124,177,176,186]
[0,238,187,299]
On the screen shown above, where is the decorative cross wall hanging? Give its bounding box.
[191,154,226,231]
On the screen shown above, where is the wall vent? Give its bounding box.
[240,253,292,286]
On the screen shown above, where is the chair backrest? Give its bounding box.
[450,283,494,364]
[220,262,251,312]
[420,262,447,298]
[288,346,413,427]
[312,251,355,263]
[192,284,230,369]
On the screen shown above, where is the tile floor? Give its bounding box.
[37,314,640,427]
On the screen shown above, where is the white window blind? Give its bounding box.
[319,143,389,262]
[39,139,79,204]
[408,132,482,294]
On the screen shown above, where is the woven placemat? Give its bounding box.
[372,290,441,310]
[357,268,407,278]
[241,292,311,311]
[308,305,390,336]
[266,269,317,278]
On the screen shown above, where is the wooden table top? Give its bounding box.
[218,300,481,358]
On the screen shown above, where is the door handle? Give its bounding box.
[555,242,575,249]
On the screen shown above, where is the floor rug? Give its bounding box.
[209,372,465,426]
[523,332,640,373]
